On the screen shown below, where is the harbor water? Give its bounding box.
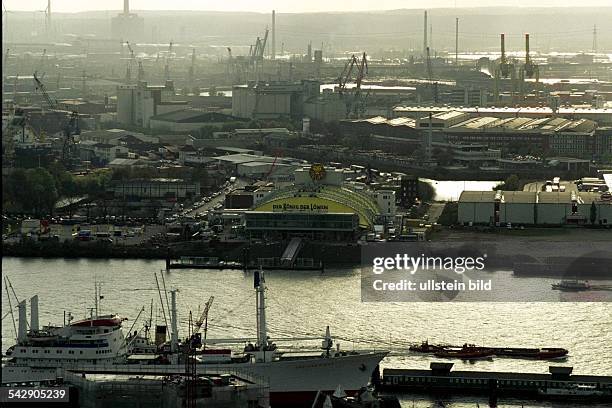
[2,257,611,407]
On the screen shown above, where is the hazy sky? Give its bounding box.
[3,0,612,13]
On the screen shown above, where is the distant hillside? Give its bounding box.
[3,7,611,54]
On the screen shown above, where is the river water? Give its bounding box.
[3,258,611,399]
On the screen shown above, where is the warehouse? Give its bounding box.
[458,190,612,226]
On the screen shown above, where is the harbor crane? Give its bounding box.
[33,71,80,166]
[194,296,214,347]
[337,52,368,117]
[124,41,136,82]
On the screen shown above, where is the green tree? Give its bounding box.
[26,168,59,216]
[495,174,521,191]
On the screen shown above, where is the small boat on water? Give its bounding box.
[538,383,611,401]
[552,280,591,291]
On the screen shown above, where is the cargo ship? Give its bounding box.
[2,272,387,406]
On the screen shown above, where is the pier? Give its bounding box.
[380,363,612,403]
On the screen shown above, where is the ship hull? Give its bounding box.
[3,351,387,406]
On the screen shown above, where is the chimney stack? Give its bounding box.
[423,11,428,55]
[124,0,129,15]
[272,10,276,60]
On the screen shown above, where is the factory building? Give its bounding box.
[116,81,187,128]
[107,178,200,200]
[149,110,244,132]
[458,190,612,226]
[443,116,603,158]
[303,91,347,122]
[392,106,612,126]
[232,80,320,119]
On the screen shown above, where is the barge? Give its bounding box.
[409,341,568,360]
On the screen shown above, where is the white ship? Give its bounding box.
[2,272,388,406]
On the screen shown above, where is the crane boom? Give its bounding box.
[33,71,57,109]
[194,296,214,336]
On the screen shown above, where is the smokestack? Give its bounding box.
[47,0,51,25]
[272,10,276,60]
[30,295,39,332]
[525,33,530,64]
[307,41,312,62]
[18,300,27,342]
[501,33,506,60]
[423,11,428,55]
[455,18,459,66]
[124,0,129,15]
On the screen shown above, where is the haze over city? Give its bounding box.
[2,1,612,407]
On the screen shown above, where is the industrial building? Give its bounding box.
[107,178,200,200]
[149,110,243,132]
[458,190,612,226]
[116,80,187,128]
[445,116,602,158]
[232,80,320,119]
[78,141,129,164]
[392,106,612,126]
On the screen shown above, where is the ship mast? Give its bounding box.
[255,267,267,349]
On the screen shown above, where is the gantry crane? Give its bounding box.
[33,71,80,166]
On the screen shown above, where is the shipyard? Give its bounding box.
[2,0,612,407]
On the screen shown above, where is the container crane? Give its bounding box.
[33,71,80,166]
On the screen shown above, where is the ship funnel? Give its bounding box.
[155,325,167,346]
[18,300,27,342]
[30,295,39,332]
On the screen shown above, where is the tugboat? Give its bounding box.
[408,340,445,353]
[551,280,590,291]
